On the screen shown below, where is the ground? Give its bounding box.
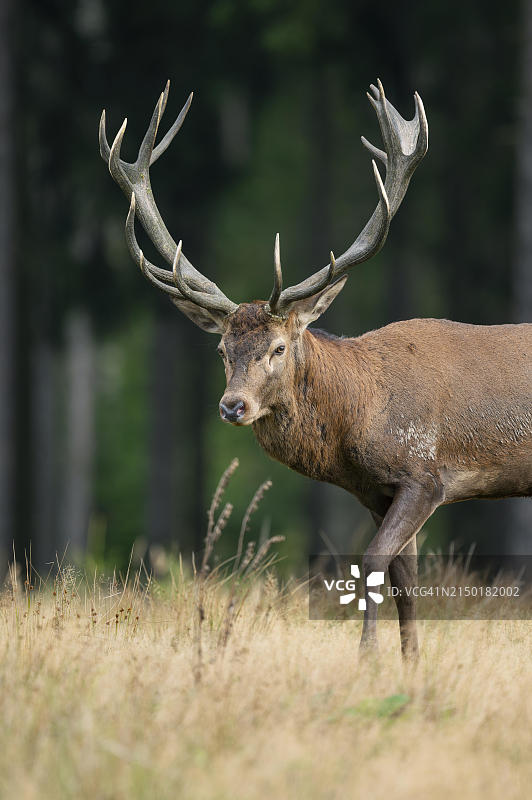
[0,563,530,800]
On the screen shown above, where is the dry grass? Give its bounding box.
[0,558,530,800]
[1,465,530,799]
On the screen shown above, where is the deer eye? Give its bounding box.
[217,346,225,358]
[274,344,285,355]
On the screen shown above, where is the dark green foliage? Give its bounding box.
[8,0,526,569]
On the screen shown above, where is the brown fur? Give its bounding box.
[222,308,532,510]
[219,303,532,658]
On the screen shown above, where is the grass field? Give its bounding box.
[0,553,530,800]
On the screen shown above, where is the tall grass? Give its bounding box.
[0,466,530,799]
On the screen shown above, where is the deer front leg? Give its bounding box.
[360,480,442,657]
[369,514,419,660]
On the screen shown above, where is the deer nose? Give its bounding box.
[219,399,246,423]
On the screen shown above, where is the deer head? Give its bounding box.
[99,80,428,425]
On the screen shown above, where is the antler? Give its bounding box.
[99,82,237,317]
[270,80,428,313]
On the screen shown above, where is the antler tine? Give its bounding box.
[139,251,186,299]
[108,117,128,183]
[268,233,283,312]
[172,242,236,314]
[151,90,193,165]
[99,109,111,162]
[413,91,428,157]
[334,158,390,271]
[274,80,428,312]
[268,235,338,312]
[100,82,237,316]
[125,193,236,314]
[136,84,193,168]
[125,194,176,281]
[137,91,165,167]
[361,135,387,165]
[125,195,185,297]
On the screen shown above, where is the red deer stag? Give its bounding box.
[100,80,532,659]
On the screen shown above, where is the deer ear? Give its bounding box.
[289,276,348,329]
[171,298,227,334]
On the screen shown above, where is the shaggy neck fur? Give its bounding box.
[252,328,375,483]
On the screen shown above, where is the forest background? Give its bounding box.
[1,0,531,574]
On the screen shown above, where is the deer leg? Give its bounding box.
[360,480,442,656]
[389,538,419,660]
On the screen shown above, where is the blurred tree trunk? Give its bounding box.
[146,298,208,557]
[31,341,55,567]
[0,0,15,570]
[190,327,207,554]
[60,310,94,559]
[146,312,178,552]
[510,0,532,554]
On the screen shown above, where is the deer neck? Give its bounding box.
[252,329,370,482]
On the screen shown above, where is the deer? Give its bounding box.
[99,79,532,660]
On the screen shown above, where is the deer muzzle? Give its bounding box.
[219,398,247,424]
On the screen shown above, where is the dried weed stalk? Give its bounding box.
[194,458,238,683]
[194,460,284,679]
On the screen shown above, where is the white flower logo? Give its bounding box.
[337,564,385,611]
